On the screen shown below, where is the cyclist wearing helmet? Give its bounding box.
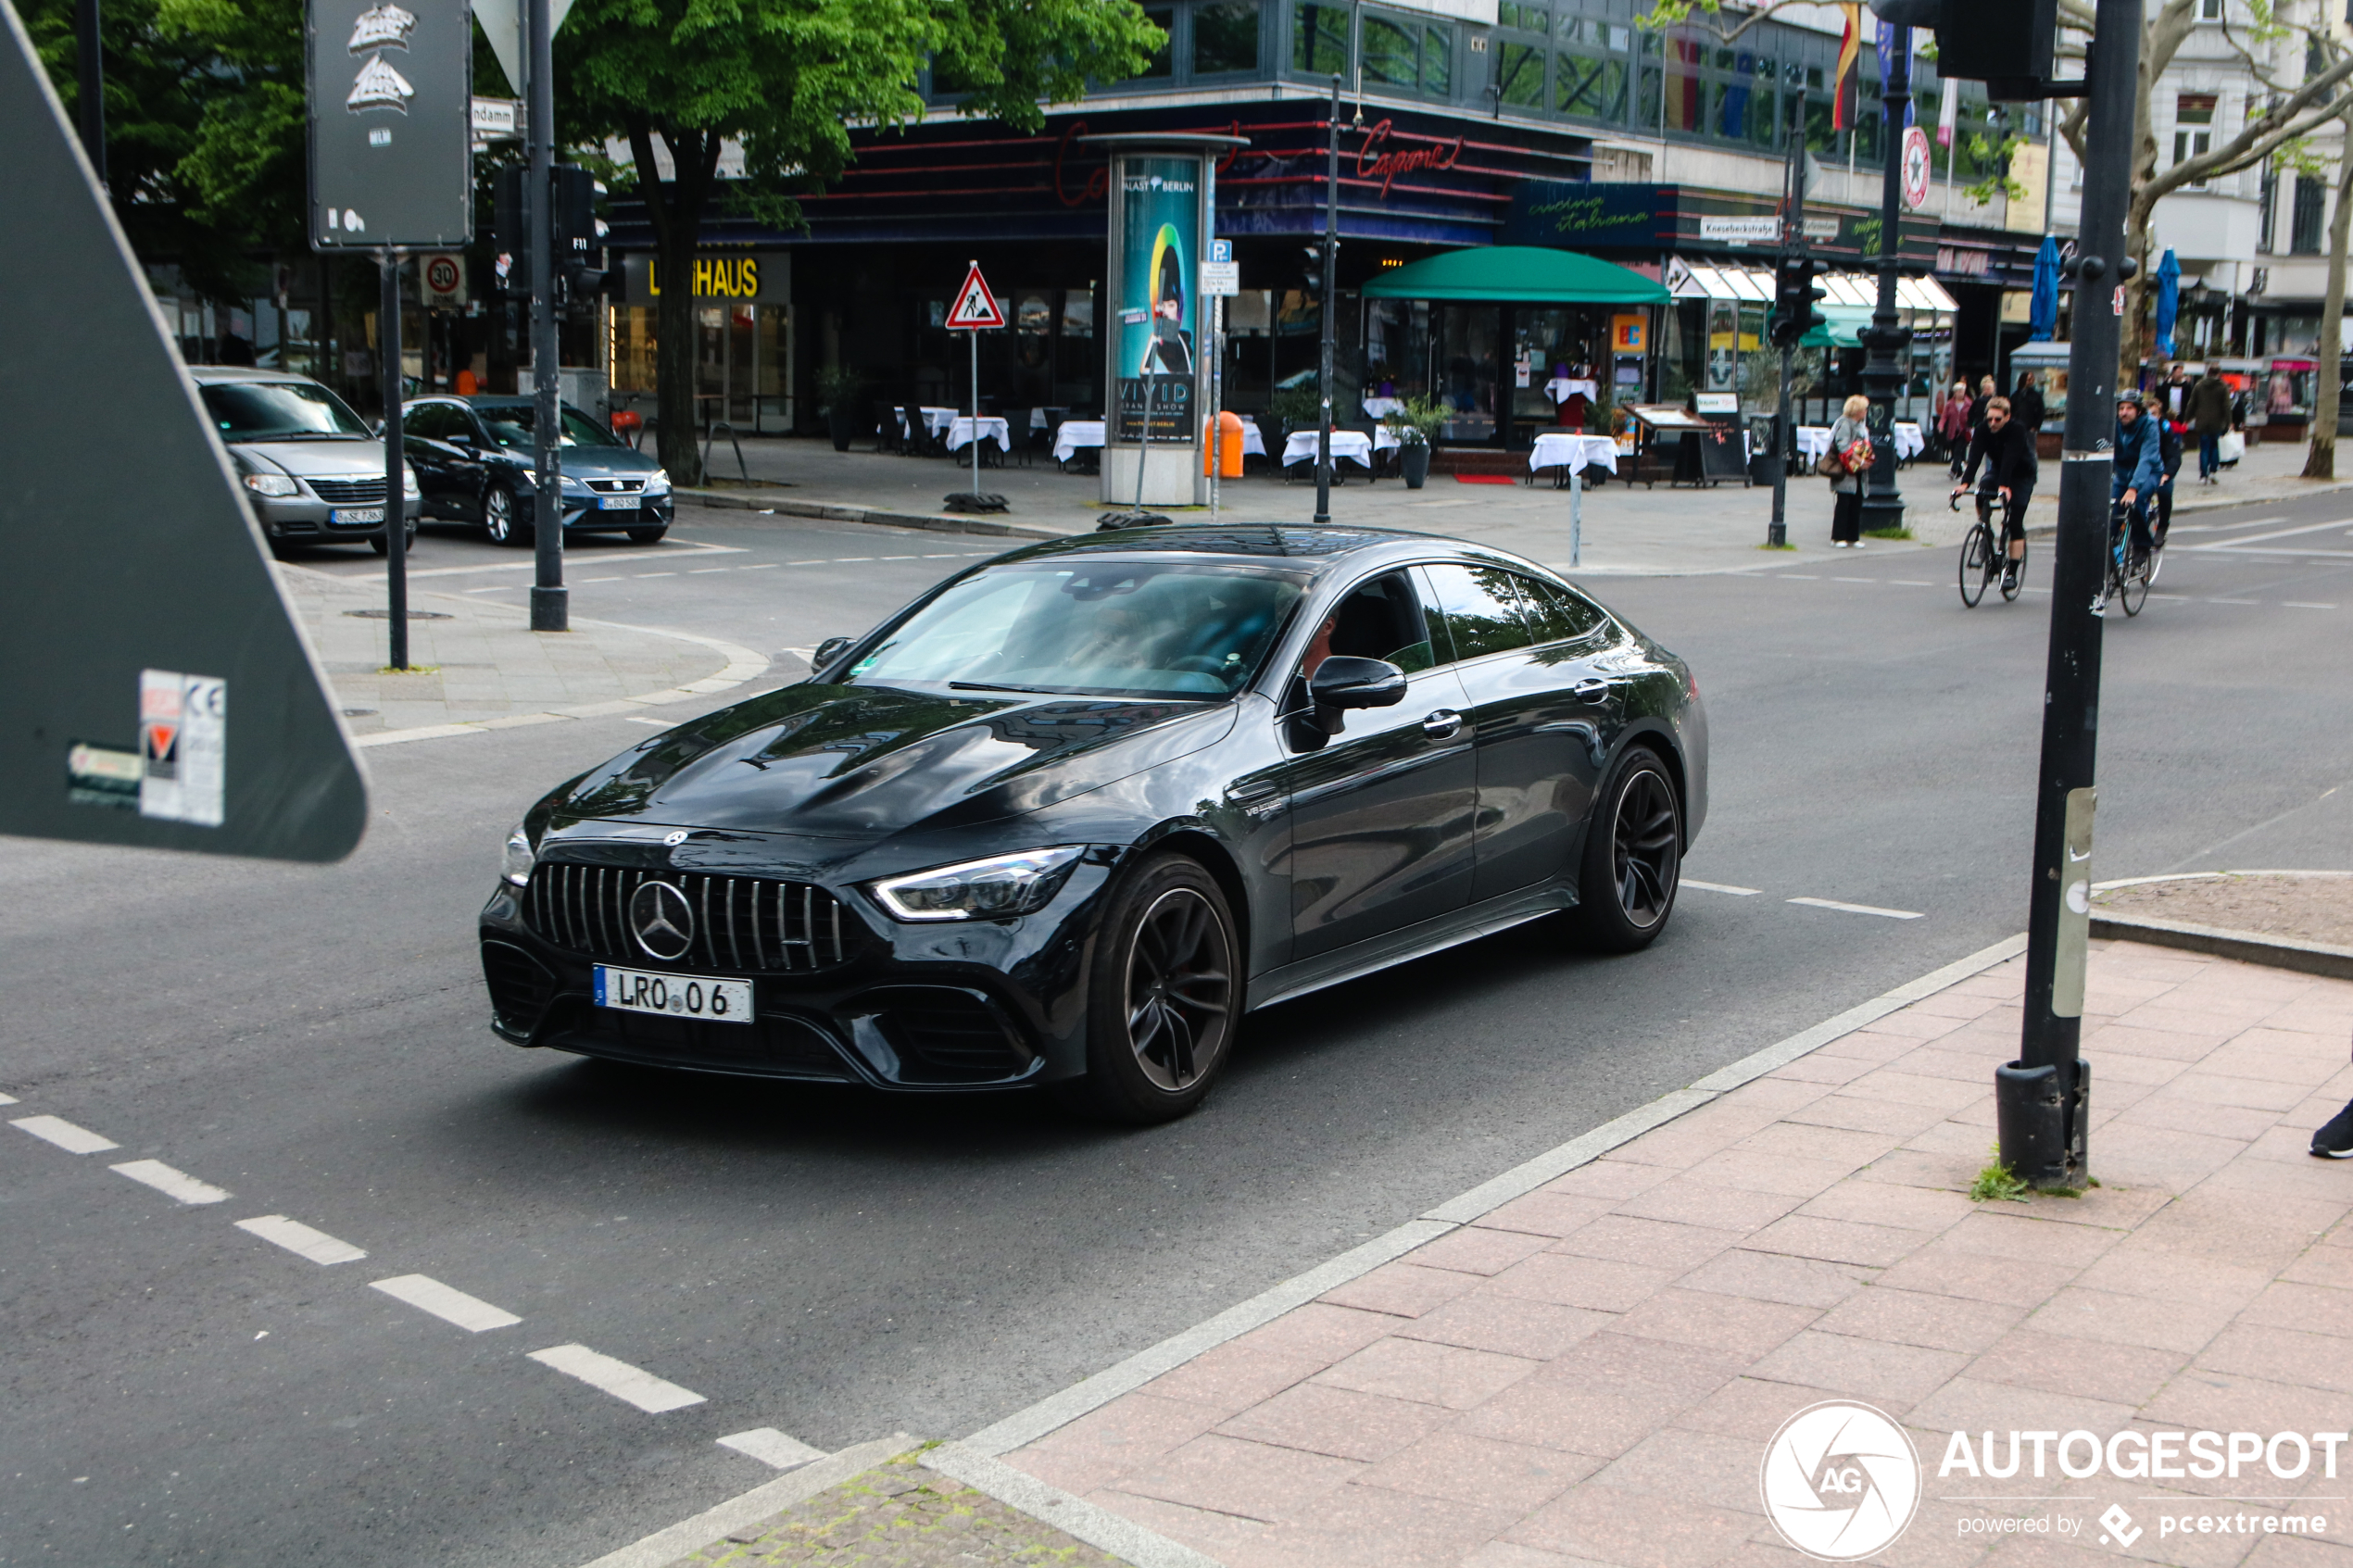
[2112,391,2164,566]
[1951,395,2036,593]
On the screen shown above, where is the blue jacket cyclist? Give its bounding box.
[2111,392,2165,561]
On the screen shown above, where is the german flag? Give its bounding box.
[1831,3,1862,131]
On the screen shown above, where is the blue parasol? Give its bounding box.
[2153,248,2181,357]
[2028,235,2059,342]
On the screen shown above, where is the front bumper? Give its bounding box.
[475,854,1114,1090]
[558,492,673,533]
[253,493,422,543]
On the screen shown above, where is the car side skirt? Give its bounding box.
[1248,880,1577,1013]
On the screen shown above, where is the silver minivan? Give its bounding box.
[190,366,422,557]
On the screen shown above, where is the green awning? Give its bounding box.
[1803,304,1876,349]
[1361,245,1671,305]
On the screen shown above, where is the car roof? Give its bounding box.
[988,524,1557,586]
[186,366,324,387]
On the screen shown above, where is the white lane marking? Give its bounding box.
[878,555,918,560]
[308,542,741,580]
[371,1274,522,1332]
[1780,573,1819,579]
[1683,879,1762,896]
[1832,576,1874,583]
[0,1092,17,1105]
[2170,515,2284,533]
[2187,516,2353,548]
[785,558,827,566]
[2206,597,2258,605]
[11,1115,120,1154]
[529,1343,706,1412]
[582,575,623,583]
[740,562,778,570]
[687,567,731,574]
[922,553,963,558]
[2284,601,2339,609]
[237,1214,367,1265]
[1788,896,1925,921]
[833,557,875,562]
[110,1160,229,1205]
[623,716,669,727]
[634,571,676,579]
[1891,579,1933,586]
[463,585,514,594]
[717,1428,826,1469]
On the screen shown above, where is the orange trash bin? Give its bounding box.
[1202,410,1245,477]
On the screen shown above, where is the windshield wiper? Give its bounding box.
[949,681,1061,695]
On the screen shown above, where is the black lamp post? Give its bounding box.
[1856,40,1912,536]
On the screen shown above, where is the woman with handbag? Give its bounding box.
[1824,394,1873,546]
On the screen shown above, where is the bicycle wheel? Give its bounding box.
[2143,541,2164,586]
[1958,524,1992,607]
[2001,536,2027,602]
[2120,550,2150,617]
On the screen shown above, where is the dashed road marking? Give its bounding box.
[1789,896,1925,921]
[785,558,827,566]
[2207,597,2258,605]
[834,557,875,563]
[582,575,623,583]
[1891,579,1933,586]
[0,1093,17,1105]
[623,716,669,727]
[718,1428,826,1469]
[110,1160,229,1205]
[688,567,730,573]
[371,1274,522,1332]
[237,1214,367,1265]
[634,571,676,579]
[1780,573,1818,579]
[1832,576,1874,583]
[530,1343,706,1412]
[740,562,778,570]
[11,1115,120,1154]
[2284,601,2339,609]
[1684,880,1762,896]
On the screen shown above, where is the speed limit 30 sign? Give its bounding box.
[422,252,467,304]
[1901,126,1931,210]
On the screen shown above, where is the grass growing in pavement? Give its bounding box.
[1864,526,1915,541]
[1757,541,1797,550]
[1969,1146,2030,1203]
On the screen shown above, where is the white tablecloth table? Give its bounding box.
[1051,419,1106,466]
[1893,421,1924,461]
[1281,430,1377,470]
[1236,420,1267,458]
[1361,396,1404,420]
[945,416,1012,454]
[1529,433,1621,478]
[1543,377,1601,407]
[1795,425,1831,465]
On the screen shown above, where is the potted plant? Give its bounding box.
[815,364,865,451]
[1380,395,1447,488]
[1269,383,1322,437]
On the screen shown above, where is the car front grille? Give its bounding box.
[308,477,388,504]
[584,478,646,494]
[523,860,855,973]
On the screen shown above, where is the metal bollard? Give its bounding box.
[1995,1058,2089,1187]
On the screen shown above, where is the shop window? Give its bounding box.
[1139,7,1174,77]
[1193,1,1260,74]
[1555,52,1626,121]
[1498,41,1544,107]
[2293,174,2325,254]
[1292,2,1349,73]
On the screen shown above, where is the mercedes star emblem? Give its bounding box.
[629,880,695,961]
[663,830,690,846]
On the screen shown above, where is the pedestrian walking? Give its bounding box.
[1827,393,1873,547]
[2189,366,2232,483]
[2010,370,2046,440]
[1939,381,1972,472]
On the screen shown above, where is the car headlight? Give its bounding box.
[242,471,299,497]
[869,847,1086,922]
[402,467,421,497]
[642,470,672,495]
[502,823,536,886]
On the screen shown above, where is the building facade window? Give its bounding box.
[1361,11,1450,96]
[1139,7,1176,77]
[2174,92,2215,187]
[2293,173,2326,254]
[1292,1,1349,74]
[1192,1,1260,75]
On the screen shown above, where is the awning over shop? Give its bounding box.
[1666,258,1958,318]
[1362,246,1671,304]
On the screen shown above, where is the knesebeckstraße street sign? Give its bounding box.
[0,3,367,861]
[947,262,1007,330]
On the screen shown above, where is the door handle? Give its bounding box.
[1422,709,1464,739]
[1572,678,1612,703]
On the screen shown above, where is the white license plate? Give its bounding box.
[332,507,384,525]
[593,964,752,1024]
[596,495,637,509]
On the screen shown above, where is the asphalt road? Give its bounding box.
[6,494,2351,1566]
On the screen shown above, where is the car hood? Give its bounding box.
[555,446,663,480]
[233,438,388,478]
[544,681,1238,838]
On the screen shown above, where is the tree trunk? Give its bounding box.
[2305,119,2353,480]
[626,118,719,489]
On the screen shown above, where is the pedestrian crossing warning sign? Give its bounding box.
[946,261,1005,330]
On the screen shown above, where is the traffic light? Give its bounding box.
[494,162,532,296]
[1768,257,1827,349]
[1869,0,2057,100]
[494,163,610,300]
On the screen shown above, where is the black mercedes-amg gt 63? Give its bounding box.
[479,524,1706,1123]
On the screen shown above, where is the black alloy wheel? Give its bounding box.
[483,483,522,546]
[1574,746,1681,953]
[1063,854,1239,1123]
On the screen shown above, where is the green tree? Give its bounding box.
[560,0,1164,483]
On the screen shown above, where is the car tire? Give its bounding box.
[1572,745,1681,954]
[626,526,667,545]
[1058,853,1240,1125]
[483,483,524,546]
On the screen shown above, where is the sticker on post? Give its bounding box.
[67,741,143,809]
[139,671,226,827]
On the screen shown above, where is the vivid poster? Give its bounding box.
[1114,157,1198,442]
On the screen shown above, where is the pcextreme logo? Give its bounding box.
[1761,1401,1923,1561]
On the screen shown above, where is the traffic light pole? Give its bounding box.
[1769,95,1806,549]
[525,0,566,633]
[2004,10,2137,1190]
[1315,74,1339,526]
[381,249,410,671]
[1856,37,1910,537]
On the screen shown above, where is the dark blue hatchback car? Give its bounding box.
[403,395,674,546]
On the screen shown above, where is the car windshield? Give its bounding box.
[846,562,1306,700]
[200,381,371,441]
[479,405,623,449]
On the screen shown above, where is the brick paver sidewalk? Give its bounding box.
[1001,941,2353,1568]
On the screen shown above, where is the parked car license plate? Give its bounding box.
[596,495,637,509]
[332,507,385,525]
[593,964,752,1023]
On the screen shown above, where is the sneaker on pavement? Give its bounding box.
[2313,1099,2353,1158]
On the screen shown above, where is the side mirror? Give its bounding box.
[811,635,855,674]
[1308,656,1408,710]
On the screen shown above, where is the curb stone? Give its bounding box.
[678,488,1071,541]
[2088,909,2353,980]
[576,1436,910,1568]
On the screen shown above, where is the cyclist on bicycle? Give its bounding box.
[2112,391,2165,570]
[1950,394,2037,593]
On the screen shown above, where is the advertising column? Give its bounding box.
[1089,133,1243,508]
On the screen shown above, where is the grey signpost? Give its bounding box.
[308,0,472,669]
[525,0,564,632]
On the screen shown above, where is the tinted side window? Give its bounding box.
[1420,563,1536,660]
[407,404,454,439]
[1517,576,1609,644]
[1304,570,1442,674]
